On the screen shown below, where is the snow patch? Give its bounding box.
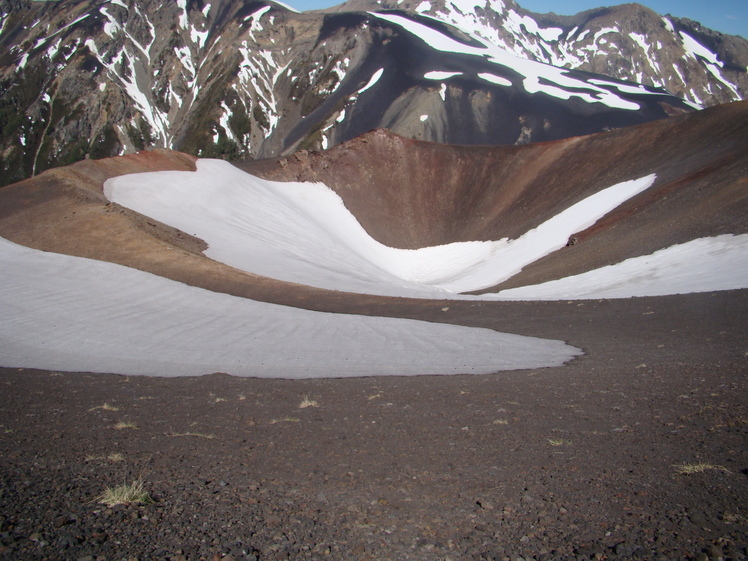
[424,70,462,80]
[492,235,748,300]
[370,13,642,111]
[478,72,512,87]
[680,32,721,66]
[271,0,300,13]
[104,161,659,297]
[176,0,189,29]
[0,236,579,377]
[358,68,384,94]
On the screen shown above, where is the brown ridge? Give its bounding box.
[0,102,746,301]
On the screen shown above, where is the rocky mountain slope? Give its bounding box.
[333,0,748,108]
[0,0,745,187]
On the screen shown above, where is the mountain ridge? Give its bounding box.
[0,0,745,186]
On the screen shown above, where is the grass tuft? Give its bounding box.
[269,417,300,424]
[89,403,120,412]
[672,463,730,475]
[86,452,125,462]
[166,430,216,439]
[548,437,571,446]
[97,479,153,507]
[113,420,137,430]
[299,395,319,409]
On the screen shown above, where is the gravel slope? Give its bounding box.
[1,290,746,561]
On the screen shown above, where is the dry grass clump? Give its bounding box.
[672,463,730,475]
[85,453,125,462]
[97,479,152,507]
[269,416,300,424]
[113,420,138,430]
[166,430,215,439]
[299,395,319,408]
[89,403,119,412]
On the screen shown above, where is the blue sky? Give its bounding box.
[286,0,747,38]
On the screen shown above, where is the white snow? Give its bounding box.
[110,0,128,8]
[424,70,463,80]
[478,72,512,87]
[439,83,447,101]
[678,33,740,97]
[587,78,656,96]
[491,235,748,300]
[104,161,661,297]
[628,32,650,54]
[358,68,384,94]
[680,31,720,65]
[370,12,642,111]
[248,5,271,32]
[16,53,29,71]
[270,0,300,13]
[191,24,209,50]
[416,0,432,12]
[420,114,429,121]
[85,39,170,145]
[0,236,580,377]
[176,0,189,29]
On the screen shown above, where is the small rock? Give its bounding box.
[58,533,80,550]
[576,544,604,557]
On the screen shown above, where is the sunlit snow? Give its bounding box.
[492,235,748,300]
[358,68,384,94]
[478,73,512,87]
[0,237,580,377]
[370,12,645,110]
[100,161,748,301]
[424,71,463,80]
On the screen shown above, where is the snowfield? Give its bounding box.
[491,235,748,300]
[3,158,746,379]
[0,237,580,378]
[104,160,748,300]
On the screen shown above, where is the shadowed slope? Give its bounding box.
[239,100,748,290]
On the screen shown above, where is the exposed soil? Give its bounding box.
[1,289,747,561]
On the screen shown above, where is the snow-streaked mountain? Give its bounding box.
[1,0,742,186]
[332,0,748,108]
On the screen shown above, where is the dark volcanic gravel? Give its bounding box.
[1,291,747,561]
